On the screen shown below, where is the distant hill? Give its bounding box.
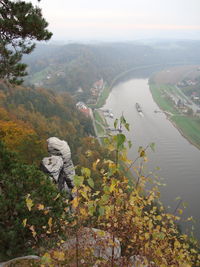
[23,41,200,100]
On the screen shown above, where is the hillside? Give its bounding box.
[23,41,200,102]
[0,81,94,164]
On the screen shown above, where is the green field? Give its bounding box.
[150,84,178,114]
[149,82,200,149]
[94,110,106,126]
[172,116,200,148]
[29,66,52,84]
[89,84,111,109]
[95,121,105,136]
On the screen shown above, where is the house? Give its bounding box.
[76,102,91,117]
[93,79,104,90]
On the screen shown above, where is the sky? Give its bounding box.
[30,0,200,42]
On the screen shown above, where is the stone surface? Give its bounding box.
[129,255,155,267]
[0,255,40,267]
[42,155,63,183]
[41,137,75,196]
[47,137,75,189]
[62,227,121,260]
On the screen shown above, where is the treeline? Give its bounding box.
[0,81,95,164]
[24,41,200,101]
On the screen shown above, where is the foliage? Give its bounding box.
[0,141,69,260]
[24,41,200,98]
[0,81,95,164]
[0,0,52,84]
[22,116,199,266]
[61,117,200,266]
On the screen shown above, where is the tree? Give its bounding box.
[0,0,52,84]
[0,141,69,260]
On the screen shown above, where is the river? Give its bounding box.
[103,78,200,238]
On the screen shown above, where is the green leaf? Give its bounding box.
[150,142,155,152]
[116,133,126,148]
[101,194,109,203]
[81,167,91,178]
[103,185,110,194]
[88,177,94,188]
[88,205,96,216]
[99,206,105,216]
[120,115,126,124]
[128,140,132,148]
[114,118,118,129]
[74,175,84,187]
[41,253,52,264]
[125,123,130,131]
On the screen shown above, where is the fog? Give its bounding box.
[27,0,200,42]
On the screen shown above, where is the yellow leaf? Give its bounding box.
[72,197,79,208]
[174,240,180,248]
[92,159,100,170]
[48,217,53,230]
[80,208,87,216]
[156,215,162,221]
[110,179,117,192]
[80,190,88,200]
[178,208,183,215]
[41,253,52,264]
[96,230,106,237]
[44,210,50,215]
[22,218,27,227]
[145,233,150,239]
[26,197,33,211]
[37,204,44,210]
[53,251,65,261]
[29,225,36,237]
[53,193,60,201]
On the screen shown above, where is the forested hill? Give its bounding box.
[0,81,94,164]
[24,40,200,100]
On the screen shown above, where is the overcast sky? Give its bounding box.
[30,0,200,42]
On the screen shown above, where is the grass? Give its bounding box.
[89,84,111,109]
[172,116,200,148]
[95,122,105,136]
[93,110,105,126]
[150,81,200,149]
[29,66,52,84]
[149,83,178,114]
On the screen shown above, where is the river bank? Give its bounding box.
[101,78,200,239]
[149,81,200,151]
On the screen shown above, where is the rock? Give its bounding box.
[41,137,75,197]
[42,155,63,183]
[47,137,75,188]
[62,227,121,260]
[129,255,155,267]
[0,255,40,267]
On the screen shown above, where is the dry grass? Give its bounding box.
[153,65,200,85]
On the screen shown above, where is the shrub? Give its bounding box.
[0,141,69,260]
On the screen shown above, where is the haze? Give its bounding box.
[29,0,200,41]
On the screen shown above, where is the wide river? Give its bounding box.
[103,78,200,238]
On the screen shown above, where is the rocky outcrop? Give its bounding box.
[41,137,75,197]
[62,227,121,260]
[0,256,40,267]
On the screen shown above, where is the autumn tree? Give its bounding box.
[0,0,52,84]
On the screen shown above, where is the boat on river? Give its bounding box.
[135,102,142,113]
